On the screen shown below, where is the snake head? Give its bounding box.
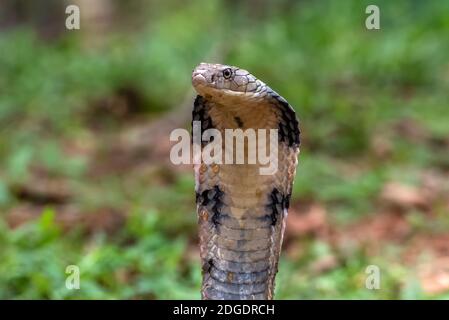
[192,63,265,103]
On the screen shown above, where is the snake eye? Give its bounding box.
[222,68,232,79]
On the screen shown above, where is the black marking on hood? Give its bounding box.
[198,185,224,226]
[267,188,291,226]
[234,116,244,128]
[267,89,300,148]
[192,95,215,147]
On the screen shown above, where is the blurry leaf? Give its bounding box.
[38,207,61,241]
[0,181,11,206]
[7,146,34,181]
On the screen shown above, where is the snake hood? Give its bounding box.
[191,62,300,300]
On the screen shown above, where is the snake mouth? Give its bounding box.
[192,72,210,88]
[192,63,212,86]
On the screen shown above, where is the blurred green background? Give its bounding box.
[0,0,449,299]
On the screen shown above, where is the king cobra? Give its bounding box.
[191,63,300,300]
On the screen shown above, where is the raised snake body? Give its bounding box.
[191,63,300,300]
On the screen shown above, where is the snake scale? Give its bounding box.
[191,63,300,300]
